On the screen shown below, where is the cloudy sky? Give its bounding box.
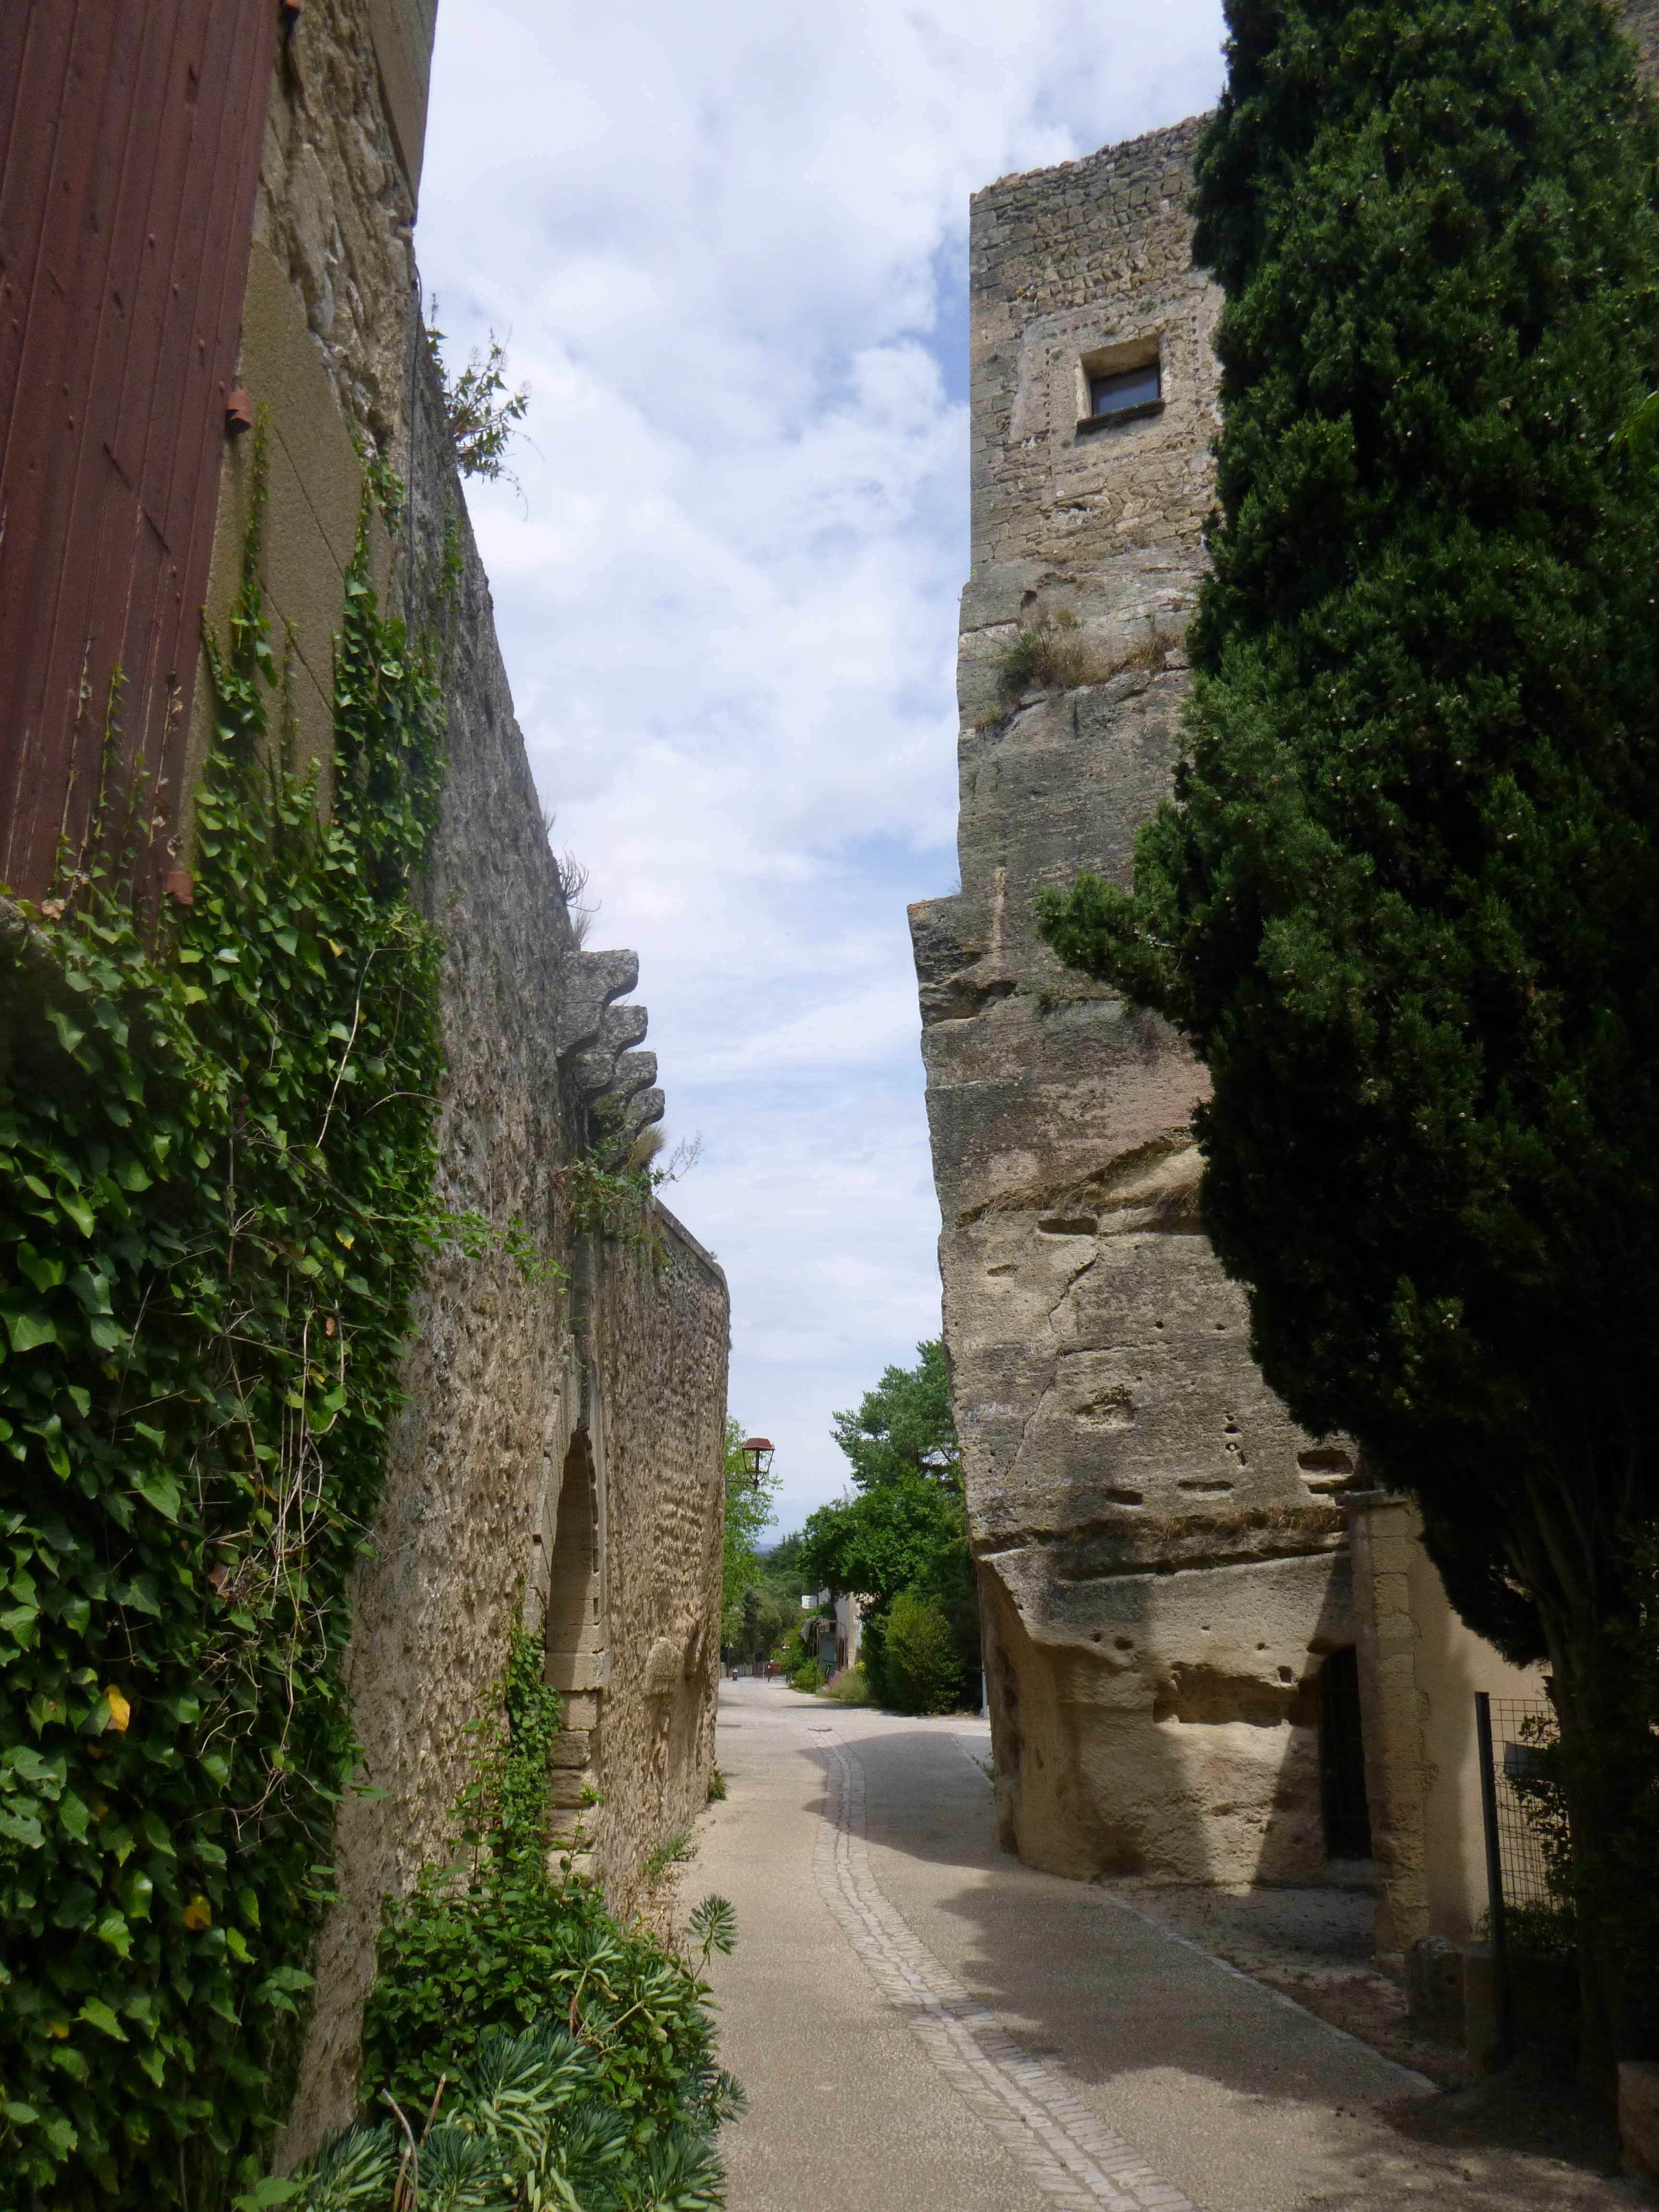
[416,0,1226,1535]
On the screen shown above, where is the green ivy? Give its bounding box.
[0,433,447,2204]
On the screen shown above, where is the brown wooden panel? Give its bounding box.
[0,1,277,904]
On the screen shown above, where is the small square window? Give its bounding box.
[1090,361,1161,418]
[1075,338,1164,433]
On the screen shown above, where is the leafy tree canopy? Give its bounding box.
[802,1342,977,1711]
[799,1476,967,1605]
[830,1338,960,1491]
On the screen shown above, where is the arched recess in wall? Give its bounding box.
[545,1431,603,1695]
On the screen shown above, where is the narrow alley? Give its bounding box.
[699,1680,1635,2212]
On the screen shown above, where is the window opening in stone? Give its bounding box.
[1090,361,1160,418]
[1318,1644,1372,1858]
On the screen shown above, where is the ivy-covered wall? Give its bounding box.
[228,0,730,2173]
[277,315,730,2166]
[0,0,728,2198]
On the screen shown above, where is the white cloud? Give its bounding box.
[417,0,1226,1533]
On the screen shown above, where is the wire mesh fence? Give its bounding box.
[1475,1690,1577,2064]
[1482,1695,1561,1914]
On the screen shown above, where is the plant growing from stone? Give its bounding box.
[1038,0,1659,2074]
[427,310,530,485]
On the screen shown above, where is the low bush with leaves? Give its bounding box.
[301,1626,742,2212]
[880,1593,962,1718]
[293,2020,737,2212]
[821,1668,869,1707]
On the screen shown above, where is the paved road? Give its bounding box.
[697,1678,1634,2212]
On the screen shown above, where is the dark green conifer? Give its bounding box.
[1039,0,1659,2065]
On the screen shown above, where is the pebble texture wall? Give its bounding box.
[910,121,1355,1888]
[197,0,728,2166]
[584,1213,730,1895]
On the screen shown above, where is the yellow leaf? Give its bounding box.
[182,1896,212,1931]
[104,1686,131,1734]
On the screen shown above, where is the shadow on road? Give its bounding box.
[834,1718,1626,2200]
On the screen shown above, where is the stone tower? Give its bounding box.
[909,121,1358,1886]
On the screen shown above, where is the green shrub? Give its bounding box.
[291,2018,739,2212]
[881,1591,962,1716]
[788,1659,825,1694]
[824,1666,870,1706]
[357,1627,739,2187]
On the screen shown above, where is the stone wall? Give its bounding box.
[1347,1495,1549,1965]
[185,0,728,2164]
[582,1212,731,1893]
[910,121,1357,1887]
[916,21,1659,1893]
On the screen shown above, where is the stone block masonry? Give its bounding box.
[911,120,1358,1888]
[174,0,732,2164]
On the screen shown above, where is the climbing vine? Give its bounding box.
[0,432,447,2204]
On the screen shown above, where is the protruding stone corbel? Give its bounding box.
[555,948,638,1059]
[602,1086,666,1167]
[570,1003,649,1098]
[608,1049,657,1109]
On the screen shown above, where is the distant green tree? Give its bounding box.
[721,1419,780,1641]
[831,1338,960,1491]
[802,1342,978,1713]
[764,1532,806,1575]
[1037,0,1659,2070]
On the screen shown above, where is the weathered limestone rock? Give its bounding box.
[912,122,1356,1886]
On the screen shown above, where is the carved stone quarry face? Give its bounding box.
[912,121,1358,1891]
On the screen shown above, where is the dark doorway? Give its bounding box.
[1318,1645,1373,1859]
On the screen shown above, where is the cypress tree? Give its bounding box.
[1039,0,1659,2068]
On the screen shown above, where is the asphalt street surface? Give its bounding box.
[697,1677,1635,2212]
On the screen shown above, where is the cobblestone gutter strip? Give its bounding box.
[807,1725,1201,2212]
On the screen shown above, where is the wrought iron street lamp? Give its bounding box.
[739,1436,774,1483]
